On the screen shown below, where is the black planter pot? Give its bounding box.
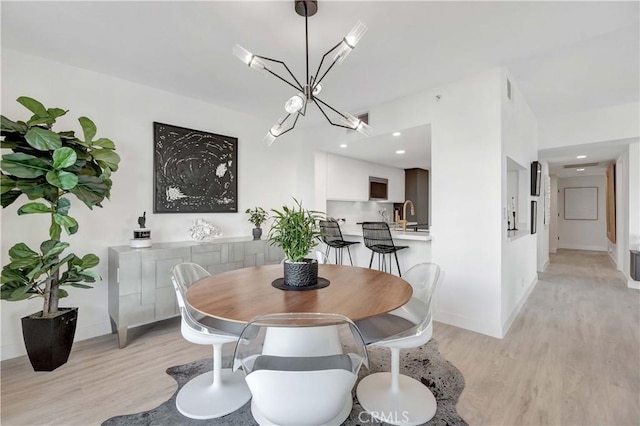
[21,307,78,371]
[283,258,319,287]
[252,228,263,240]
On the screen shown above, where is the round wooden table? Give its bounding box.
[187,264,412,323]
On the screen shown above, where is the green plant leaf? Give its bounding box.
[17,97,46,115]
[9,243,39,260]
[25,127,62,151]
[1,115,28,133]
[91,149,120,170]
[54,213,78,235]
[0,174,16,194]
[10,285,33,300]
[27,113,55,127]
[1,153,50,178]
[81,254,100,269]
[40,240,69,259]
[78,117,96,143]
[57,288,69,298]
[25,261,45,280]
[52,147,77,169]
[9,257,40,270]
[92,138,115,149]
[46,170,78,190]
[56,197,71,216]
[50,253,75,276]
[49,221,61,240]
[69,282,94,289]
[1,190,22,208]
[17,202,52,215]
[47,108,68,119]
[70,175,109,208]
[1,267,28,285]
[80,269,100,281]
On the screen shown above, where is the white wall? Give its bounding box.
[0,50,302,360]
[500,70,539,335]
[557,175,608,251]
[539,102,640,149]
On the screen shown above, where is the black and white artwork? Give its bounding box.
[153,122,237,213]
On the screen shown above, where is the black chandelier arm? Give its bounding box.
[279,112,301,137]
[312,40,343,91]
[255,55,305,91]
[314,100,354,130]
[314,96,349,120]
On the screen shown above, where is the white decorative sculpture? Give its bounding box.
[189,218,223,242]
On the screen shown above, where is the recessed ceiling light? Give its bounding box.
[576,168,585,172]
[392,132,401,137]
[339,144,347,148]
[576,155,586,159]
[395,150,405,154]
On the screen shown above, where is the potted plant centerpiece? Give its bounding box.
[1,97,120,371]
[268,198,324,287]
[245,206,268,240]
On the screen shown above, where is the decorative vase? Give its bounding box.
[283,258,319,287]
[252,227,263,240]
[21,307,78,371]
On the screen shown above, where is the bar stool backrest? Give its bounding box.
[319,220,344,246]
[361,222,394,250]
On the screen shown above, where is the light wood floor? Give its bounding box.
[2,249,639,425]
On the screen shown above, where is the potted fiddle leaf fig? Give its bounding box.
[268,198,324,287]
[0,96,120,371]
[245,206,268,240]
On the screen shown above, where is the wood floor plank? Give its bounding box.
[2,249,639,425]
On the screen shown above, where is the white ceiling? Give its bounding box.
[2,1,638,170]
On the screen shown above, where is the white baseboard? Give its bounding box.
[539,259,550,272]
[502,276,538,337]
[558,244,607,252]
[434,311,503,339]
[550,248,557,253]
[628,279,640,290]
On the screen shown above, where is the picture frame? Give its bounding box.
[153,122,238,213]
[531,200,537,234]
[530,161,541,196]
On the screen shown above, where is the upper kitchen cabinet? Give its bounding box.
[404,168,430,224]
[324,153,405,203]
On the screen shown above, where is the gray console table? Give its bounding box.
[108,237,284,347]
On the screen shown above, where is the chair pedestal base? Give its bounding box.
[357,372,437,426]
[250,394,352,426]
[176,368,251,419]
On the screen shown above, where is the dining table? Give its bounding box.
[186,263,413,324]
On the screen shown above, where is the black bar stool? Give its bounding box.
[319,220,360,265]
[361,222,408,276]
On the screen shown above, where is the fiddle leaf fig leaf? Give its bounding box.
[52,147,77,170]
[25,127,62,151]
[54,213,78,235]
[70,175,108,208]
[92,138,115,149]
[57,288,69,298]
[17,202,52,215]
[40,240,69,259]
[56,197,71,216]
[46,170,78,190]
[8,243,39,260]
[1,190,21,208]
[49,221,61,240]
[1,115,28,133]
[17,97,46,115]
[0,175,16,194]
[79,117,96,143]
[10,285,33,300]
[1,153,50,178]
[91,149,120,170]
[47,108,68,119]
[69,282,94,289]
[80,254,99,269]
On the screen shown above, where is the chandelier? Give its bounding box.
[233,0,372,146]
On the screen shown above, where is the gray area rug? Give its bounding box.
[102,339,467,426]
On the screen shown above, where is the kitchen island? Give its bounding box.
[327,225,432,275]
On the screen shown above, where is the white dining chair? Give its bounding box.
[233,312,368,426]
[170,263,251,419]
[355,262,444,426]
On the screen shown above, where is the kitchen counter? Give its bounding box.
[340,225,432,242]
[326,224,432,274]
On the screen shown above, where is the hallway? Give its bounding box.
[437,249,640,425]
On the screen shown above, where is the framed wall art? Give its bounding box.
[153,122,237,213]
[531,200,537,234]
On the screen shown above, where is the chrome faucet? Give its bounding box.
[395,200,415,231]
